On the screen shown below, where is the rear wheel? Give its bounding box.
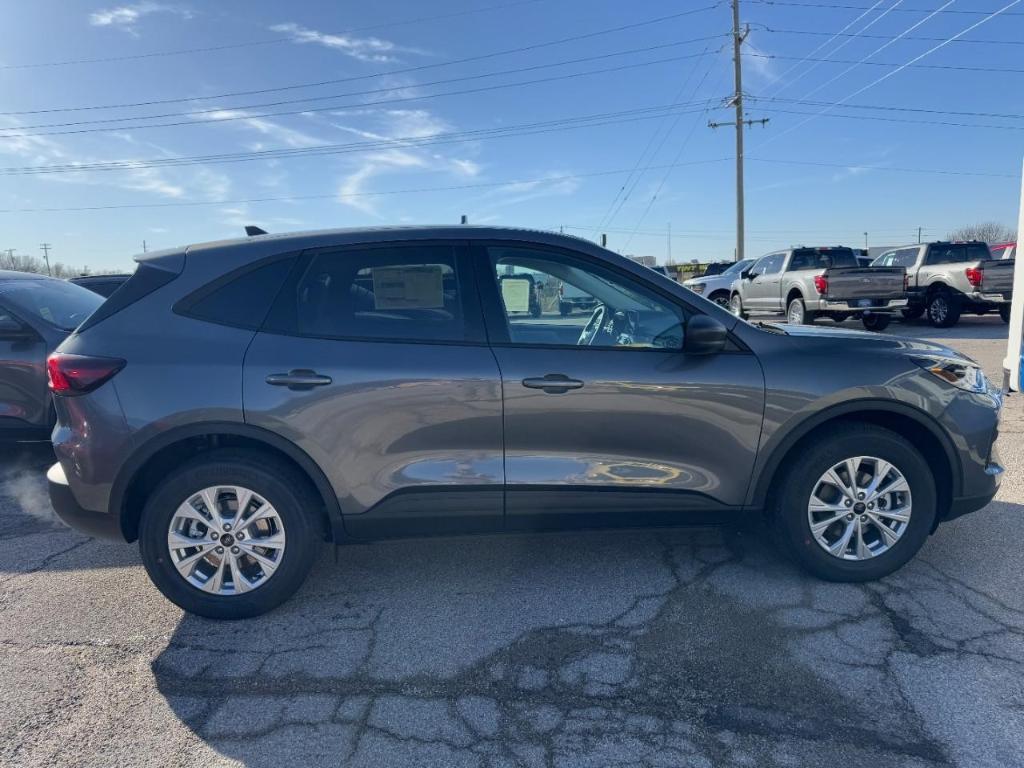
[787,297,816,325]
[861,313,891,332]
[772,424,936,582]
[1000,304,1011,324]
[927,290,961,328]
[138,451,320,619]
[901,306,925,321]
[730,293,747,320]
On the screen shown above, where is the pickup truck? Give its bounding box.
[729,246,907,331]
[871,241,1015,327]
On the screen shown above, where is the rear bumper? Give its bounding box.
[812,298,908,312]
[967,291,1011,304]
[47,462,124,541]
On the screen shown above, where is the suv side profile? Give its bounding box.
[47,228,1004,618]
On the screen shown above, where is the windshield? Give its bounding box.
[721,259,754,276]
[0,279,103,331]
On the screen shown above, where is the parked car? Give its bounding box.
[558,278,599,315]
[990,242,1016,261]
[48,227,1003,618]
[69,273,133,298]
[871,241,1015,327]
[729,246,907,331]
[0,271,103,440]
[683,258,754,308]
[699,262,733,277]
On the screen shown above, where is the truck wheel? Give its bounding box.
[1001,304,1011,323]
[787,297,815,325]
[901,306,924,321]
[138,450,321,619]
[771,424,936,582]
[730,293,747,320]
[708,291,731,308]
[926,290,960,328]
[861,314,891,332]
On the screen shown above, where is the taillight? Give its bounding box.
[47,353,125,396]
[813,275,828,294]
[965,267,983,287]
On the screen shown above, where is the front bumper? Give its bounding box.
[944,460,1004,522]
[47,462,124,541]
[812,298,908,312]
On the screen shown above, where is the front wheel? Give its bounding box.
[730,293,747,320]
[861,313,891,332]
[708,291,731,309]
[1000,304,1011,324]
[138,450,320,619]
[772,424,936,582]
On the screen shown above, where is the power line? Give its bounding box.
[1,49,722,138]
[748,51,1024,75]
[0,37,726,131]
[0,0,552,70]
[758,97,1024,120]
[757,106,1024,131]
[759,25,1024,45]
[0,155,1014,214]
[0,102,721,177]
[748,0,1024,15]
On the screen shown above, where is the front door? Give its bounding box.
[243,242,504,539]
[748,253,785,311]
[474,243,765,531]
[0,303,49,429]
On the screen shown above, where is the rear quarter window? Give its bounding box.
[176,256,297,330]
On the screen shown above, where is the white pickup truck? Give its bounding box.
[729,246,907,331]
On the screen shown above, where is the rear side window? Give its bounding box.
[78,259,181,333]
[926,244,988,264]
[268,245,476,343]
[179,257,296,330]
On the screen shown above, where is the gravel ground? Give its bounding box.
[1,316,1022,768]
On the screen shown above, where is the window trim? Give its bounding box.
[260,240,488,346]
[471,240,710,354]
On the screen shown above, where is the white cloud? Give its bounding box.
[89,3,193,34]
[200,109,324,148]
[270,22,425,63]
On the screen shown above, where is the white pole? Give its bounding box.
[1003,157,1024,392]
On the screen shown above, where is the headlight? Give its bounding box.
[913,357,989,393]
[689,282,705,294]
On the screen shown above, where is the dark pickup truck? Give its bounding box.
[730,246,907,331]
[872,241,1015,327]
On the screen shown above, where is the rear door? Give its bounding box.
[0,301,50,429]
[475,242,765,531]
[243,241,505,539]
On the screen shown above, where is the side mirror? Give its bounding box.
[742,270,755,280]
[0,316,33,340]
[685,315,728,355]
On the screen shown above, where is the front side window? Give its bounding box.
[287,246,468,342]
[485,246,686,350]
[758,254,785,275]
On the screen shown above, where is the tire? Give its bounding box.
[926,290,961,328]
[861,313,891,332]
[771,424,936,582]
[708,291,731,309]
[787,297,816,325]
[830,312,850,323]
[138,450,321,619]
[901,306,924,321]
[559,302,571,316]
[730,293,747,320]
[1000,304,1011,324]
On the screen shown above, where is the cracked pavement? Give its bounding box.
[2,317,1023,767]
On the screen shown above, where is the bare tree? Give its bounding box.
[946,221,1017,243]
[0,252,98,277]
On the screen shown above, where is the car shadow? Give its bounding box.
[144,500,1024,768]
[889,315,1010,342]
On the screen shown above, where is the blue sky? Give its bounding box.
[0,0,1021,271]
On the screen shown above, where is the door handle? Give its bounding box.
[265,369,333,390]
[522,373,584,394]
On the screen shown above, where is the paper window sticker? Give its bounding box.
[372,265,445,310]
[501,278,531,313]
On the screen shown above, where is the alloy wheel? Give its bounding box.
[788,301,804,324]
[806,456,912,560]
[929,296,947,324]
[166,485,286,595]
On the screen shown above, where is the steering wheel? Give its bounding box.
[577,304,607,346]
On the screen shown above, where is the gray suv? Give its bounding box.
[47,228,1005,618]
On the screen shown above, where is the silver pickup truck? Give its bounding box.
[871,241,1015,328]
[729,246,907,331]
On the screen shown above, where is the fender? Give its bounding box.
[746,398,962,508]
[110,421,344,541]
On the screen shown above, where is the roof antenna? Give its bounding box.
[245,225,268,237]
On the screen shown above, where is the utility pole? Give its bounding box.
[601,233,608,248]
[142,239,148,253]
[708,0,768,262]
[667,223,672,263]
[864,232,869,250]
[39,243,52,276]
[917,226,922,244]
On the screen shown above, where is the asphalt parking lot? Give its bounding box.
[1,316,1022,768]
